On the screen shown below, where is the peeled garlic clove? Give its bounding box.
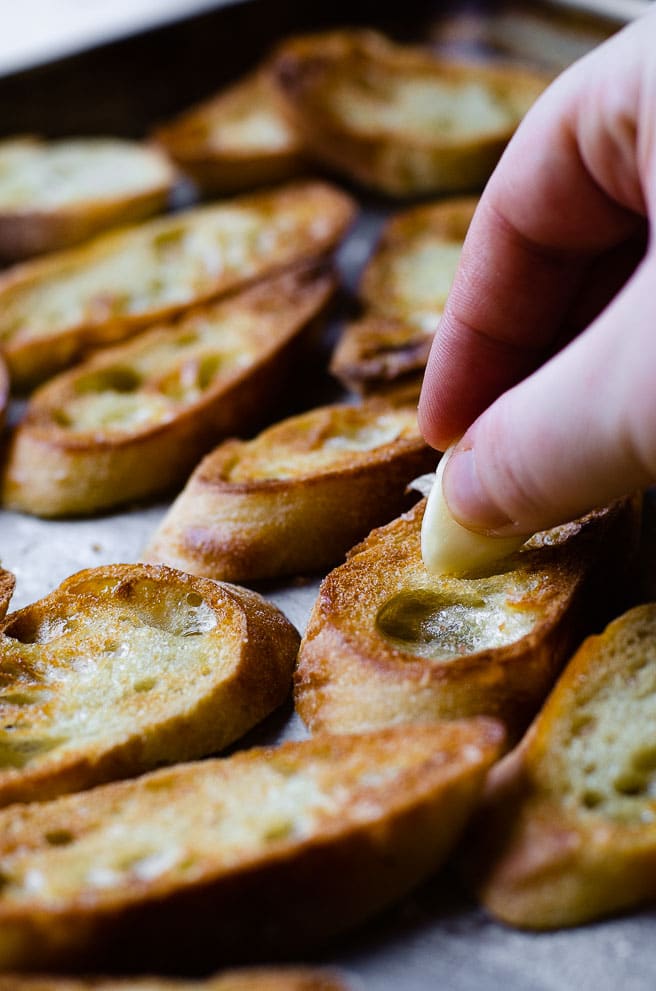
[420,445,525,576]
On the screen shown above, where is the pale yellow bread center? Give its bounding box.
[226,404,420,482]
[0,138,169,210]
[333,76,519,140]
[0,577,229,774]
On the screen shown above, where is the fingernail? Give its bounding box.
[443,445,516,535]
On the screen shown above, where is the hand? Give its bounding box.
[418,11,656,537]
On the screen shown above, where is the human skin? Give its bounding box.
[418,10,656,538]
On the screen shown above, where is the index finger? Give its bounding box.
[418,37,646,451]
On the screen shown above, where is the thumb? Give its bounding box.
[442,252,656,537]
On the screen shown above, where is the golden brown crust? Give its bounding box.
[0,563,299,808]
[0,719,503,972]
[2,262,336,517]
[0,179,355,390]
[330,198,477,393]
[0,137,176,262]
[467,602,656,930]
[295,496,641,742]
[271,30,548,197]
[0,968,349,990]
[0,352,9,430]
[144,393,434,581]
[0,568,15,619]
[154,68,306,194]
[330,316,431,395]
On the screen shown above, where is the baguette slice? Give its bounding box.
[0,969,348,991]
[0,563,299,808]
[331,198,476,393]
[154,68,305,194]
[469,602,656,930]
[144,391,434,581]
[271,30,548,197]
[3,262,336,517]
[0,719,503,972]
[295,496,640,741]
[0,179,355,389]
[0,137,176,262]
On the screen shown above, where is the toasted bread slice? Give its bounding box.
[0,563,299,808]
[154,68,305,194]
[271,30,548,197]
[468,602,656,930]
[330,316,431,396]
[3,263,336,517]
[295,496,640,741]
[0,719,503,972]
[0,968,348,990]
[331,198,476,393]
[0,179,355,389]
[0,137,176,261]
[144,392,434,581]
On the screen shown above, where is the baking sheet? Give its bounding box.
[1,2,655,988]
[0,0,252,79]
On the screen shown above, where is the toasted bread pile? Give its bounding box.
[0,14,651,987]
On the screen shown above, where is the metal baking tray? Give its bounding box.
[1,2,655,988]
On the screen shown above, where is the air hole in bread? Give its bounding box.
[144,774,175,793]
[582,790,603,809]
[133,677,157,693]
[175,331,200,348]
[152,227,186,257]
[0,736,64,769]
[0,691,42,706]
[196,354,223,390]
[263,819,295,842]
[377,589,483,654]
[52,408,72,427]
[75,367,142,395]
[571,714,596,737]
[632,745,656,771]
[115,579,217,637]
[3,614,70,644]
[376,582,537,660]
[613,772,648,797]
[44,829,74,847]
